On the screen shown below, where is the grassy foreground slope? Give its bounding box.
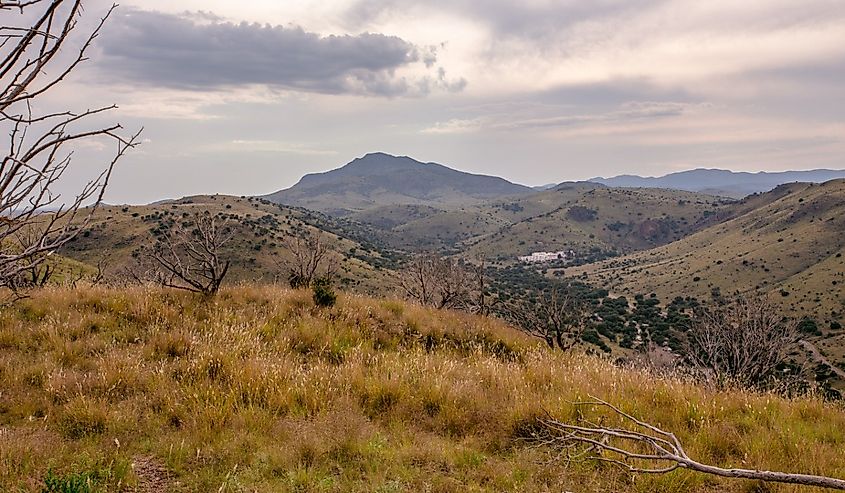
[2,287,845,492]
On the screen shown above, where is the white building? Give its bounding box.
[518,250,573,263]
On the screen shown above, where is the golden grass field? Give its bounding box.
[2,286,845,492]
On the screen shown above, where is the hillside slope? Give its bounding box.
[2,286,845,491]
[264,153,531,215]
[58,195,395,292]
[591,168,845,198]
[569,180,845,319]
[348,183,735,256]
[463,184,734,260]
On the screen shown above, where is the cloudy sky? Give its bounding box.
[18,0,845,203]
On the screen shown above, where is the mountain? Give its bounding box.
[569,179,845,322]
[590,168,845,198]
[263,152,532,215]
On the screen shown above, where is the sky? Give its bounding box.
[11,0,845,203]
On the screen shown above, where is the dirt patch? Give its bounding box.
[132,456,171,493]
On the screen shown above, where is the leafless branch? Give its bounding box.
[502,287,585,350]
[399,253,471,310]
[140,212,234,295]
[686,296,798,389]
[277,230,338,288]
[538,396,845,490]
[1,0,140,289]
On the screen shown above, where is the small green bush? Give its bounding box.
[42,470,93,493]
[312,277,337,308]
[798,317,822,336]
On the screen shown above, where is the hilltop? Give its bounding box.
[57,195,396,293]
[264,153,531,215]
[2,286,845,491]
[590,168,845,198]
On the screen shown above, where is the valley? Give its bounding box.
[7,153,845,491]
[6,2,845,490]
[50,154,845,394]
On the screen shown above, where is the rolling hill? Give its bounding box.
[568,179,845,322]
[57,195,396,293]
[264,152,532,215]
[463,184,735,260]
[354,182,736,258]
[590,168,845,198]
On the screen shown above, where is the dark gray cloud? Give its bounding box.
[98,9,459,96]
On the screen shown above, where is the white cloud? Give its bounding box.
[228,140,339,156]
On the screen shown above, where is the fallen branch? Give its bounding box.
[537,396,845,490]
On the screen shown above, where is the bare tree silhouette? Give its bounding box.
[0,0,140,290]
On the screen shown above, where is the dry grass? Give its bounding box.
[1,285,844,492]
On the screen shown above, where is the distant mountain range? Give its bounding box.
[264,152,531,215]
[264,153,845,215]
[589,168,845,198]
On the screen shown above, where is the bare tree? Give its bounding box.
[278,231,337,288]
[537,396,845,490]
[400,253,470,310]
[0,0,140,289]
[687,296,798,389]
[6,223,55,290]
[142,212,234,295]
[502,287,585,350]
[466,255,499,316]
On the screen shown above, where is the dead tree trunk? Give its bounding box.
[142,212,233,295]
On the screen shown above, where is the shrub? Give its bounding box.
[41,470,93,493]
[798,318,822,336]
[312,277,337,308]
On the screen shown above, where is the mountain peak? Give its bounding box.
[263,153,530,215]
[343,153,425,173]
